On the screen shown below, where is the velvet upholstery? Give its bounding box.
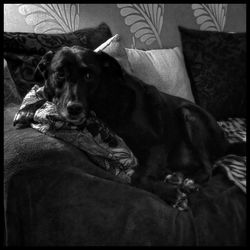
[4,105,246,246]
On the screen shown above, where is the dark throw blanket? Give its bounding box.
[4,90,246,246]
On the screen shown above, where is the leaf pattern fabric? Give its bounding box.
[192,4,228,31]
[117,4,164,48]
[17,4,80,33]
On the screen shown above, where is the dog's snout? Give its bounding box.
[67,102,83,116]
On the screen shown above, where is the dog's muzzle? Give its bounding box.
[64,101,87,125]
[67,101,83,116]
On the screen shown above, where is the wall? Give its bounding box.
[4,3,246,49]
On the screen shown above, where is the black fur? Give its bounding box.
[34,46,245,205]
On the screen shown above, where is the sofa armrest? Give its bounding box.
[4,59,22,107]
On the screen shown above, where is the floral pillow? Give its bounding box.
[4,23,112,99]
[179,26,246,120]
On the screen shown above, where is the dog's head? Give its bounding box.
[35,46,125,125]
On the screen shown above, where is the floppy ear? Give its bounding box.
[94,51,136,121]
[34,51,55,101]
[95,51,124,80]
[34,50,54,82]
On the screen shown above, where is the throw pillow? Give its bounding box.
[74,22,113,51]
[4,53,42,98]
[179,26,246,119]
[4,23,113,98]
[125,48,195,102]
[4,22,112,55]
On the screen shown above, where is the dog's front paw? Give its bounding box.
[181,178,199,194]
[164,172,184,185]
[163,173,199,210]
[172,190,188,211]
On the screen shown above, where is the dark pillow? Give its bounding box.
[73,22,113,51]
[179,26,246,120]
[4,54,42,98]
[4,22,112,55]
[4,23,112,98]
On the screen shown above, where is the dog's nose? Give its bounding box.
[67,102,83,116]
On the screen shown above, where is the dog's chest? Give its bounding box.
[114,116,162,159]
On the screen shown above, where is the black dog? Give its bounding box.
[35,46,245,205]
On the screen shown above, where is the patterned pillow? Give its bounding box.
[4,22,112,55]
[4,23,112,98]
[179,26,246,119]
[4,54,42,98]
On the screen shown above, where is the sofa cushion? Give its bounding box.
[179,26,246,119]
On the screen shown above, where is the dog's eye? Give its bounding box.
[56,71,64,79]
[84,72,93,81]
[54,71,65,89]
[56,80,64,89]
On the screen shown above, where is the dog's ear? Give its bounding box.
[43,79,56,102]
[34,51,55,101]
[34,51,54,82]
[95,51,124,80]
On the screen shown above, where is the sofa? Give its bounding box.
[4,23,246,246]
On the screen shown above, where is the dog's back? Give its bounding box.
[122,70,245,181]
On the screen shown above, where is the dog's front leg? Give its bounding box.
[132,145,184,206]
[140,177,186,207]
